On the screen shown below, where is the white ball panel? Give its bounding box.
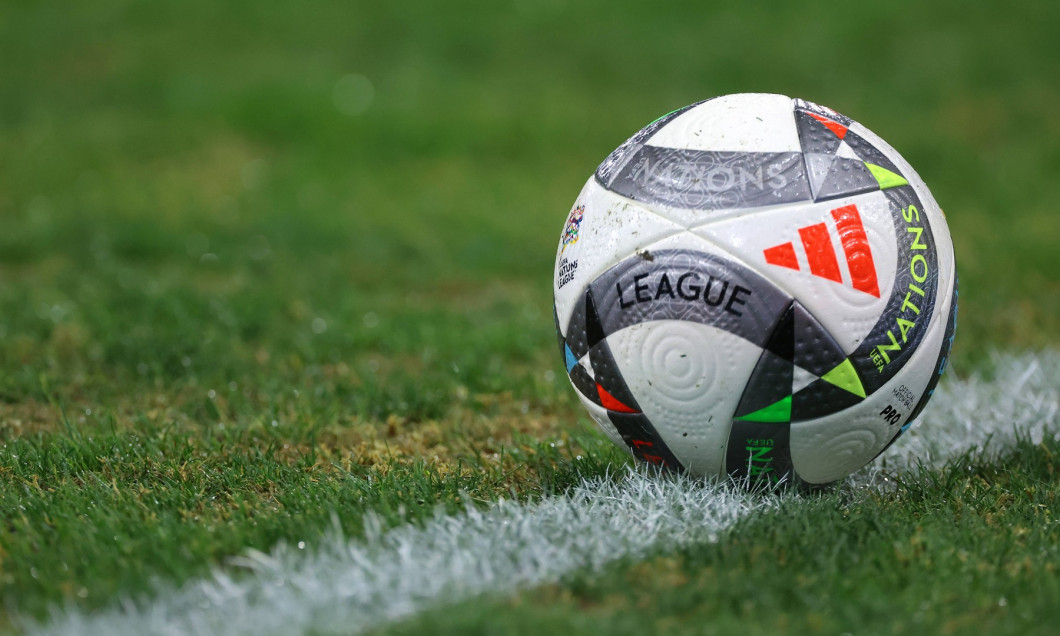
[648,94,801,153]
[605,321,762,477]
[553,178,685,331]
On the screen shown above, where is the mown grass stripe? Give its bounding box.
[21,352,1059,636]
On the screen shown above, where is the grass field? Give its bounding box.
[1,1,1059,634]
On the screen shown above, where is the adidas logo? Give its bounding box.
[763,204,881,298]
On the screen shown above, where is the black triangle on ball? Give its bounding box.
[791,378,864,421]
[567,362,601,406]
[584,289,607,350]
[792,302,848,377]
[734,349,795,419]
[764,302,796,362]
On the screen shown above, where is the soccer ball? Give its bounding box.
[553,94,957,486]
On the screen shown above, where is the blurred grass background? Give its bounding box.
[1,0,1058,627]
[2,0,1058,407]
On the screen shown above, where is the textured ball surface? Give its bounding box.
[553,93,958,485]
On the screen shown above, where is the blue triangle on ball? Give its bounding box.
[564,343,578,372]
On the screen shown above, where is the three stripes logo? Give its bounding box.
[763,204,880,298]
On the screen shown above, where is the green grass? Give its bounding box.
[1,419,622,621]
[1,0,1059,633]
